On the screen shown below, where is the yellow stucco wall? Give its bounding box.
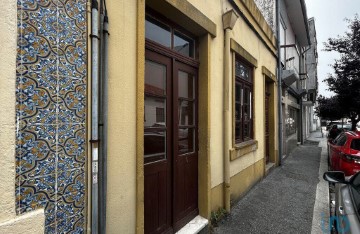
[104,0,277,231]
[211,159,264,211]
[187,0,277,188]
[0,0,45,232]
[1,0,278,233]
[187,0,227,191]
[105,0,138,233]
[229,17,277,178]
[230,158,264,202]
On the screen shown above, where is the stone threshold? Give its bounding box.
[265,162,275,176]
[176,215,208,234]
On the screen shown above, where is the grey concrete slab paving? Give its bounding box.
[310,129,330,234]
[214,136,322,234]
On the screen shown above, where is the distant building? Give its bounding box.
[304,18,319,135]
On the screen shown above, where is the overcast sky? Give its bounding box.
[304,0,360,97]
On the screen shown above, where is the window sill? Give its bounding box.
[230,140,258,161]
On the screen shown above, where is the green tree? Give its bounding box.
[323,15,360,130]
[315,95,344,121]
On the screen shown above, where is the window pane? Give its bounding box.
[145,96,166,127]
[286,107,297,136]
[244,88,249,104]
[351,140,360,150]
[249,91,252,119]
[145,16,171,48]
[145,60,166,96]
[179,128,194,155]
[178,71,195,99]
[144,130,166,163]
[156,107,165,123]
[235,104,241,121]
[244,105,249,121]
[336,136,347,146]
[174,32,194,58]
[179,100,194,126]
[243,123,250,140]
[235,60,251,82]
[235,84,241,102]
[235,122,241,140]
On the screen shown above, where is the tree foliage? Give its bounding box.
[323,15,360,130]
[315,95,343,121]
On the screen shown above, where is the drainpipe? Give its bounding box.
[99,10,109,234]
[276,0,283,165]
[300,98,303,144]
[222,9,238,213]
[90,0,100,233]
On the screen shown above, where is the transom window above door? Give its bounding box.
[145,15,195,58]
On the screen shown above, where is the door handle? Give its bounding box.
[339,206,344,215]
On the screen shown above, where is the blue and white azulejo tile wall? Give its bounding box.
[16,0,87,233]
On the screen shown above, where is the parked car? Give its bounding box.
[327,123,353,140]
[328,131,360,176]
[327,121,341,131]
[323,171,360,233]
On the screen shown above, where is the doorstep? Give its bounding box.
[175,216,208,234]
[265,162,275,176]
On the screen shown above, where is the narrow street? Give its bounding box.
[214,131,330,234]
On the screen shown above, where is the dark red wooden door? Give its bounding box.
[172,62,198,230]
[144,49,198,234]
[144,50,172,234]
[265,92,270,164]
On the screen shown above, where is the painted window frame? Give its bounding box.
[234,56,254,143]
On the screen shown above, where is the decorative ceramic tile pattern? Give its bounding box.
[16,0,87,233]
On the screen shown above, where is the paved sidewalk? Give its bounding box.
[214,131,323,234]
[308,129,331,234]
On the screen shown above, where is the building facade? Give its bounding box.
[1,0,321,233]
[255,0,312,156]
[304,17,319,136]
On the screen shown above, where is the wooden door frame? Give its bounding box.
[144,38,200,233]
[136,2,215,232]
[263,67,277,165]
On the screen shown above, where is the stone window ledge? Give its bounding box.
[230,140,258,161]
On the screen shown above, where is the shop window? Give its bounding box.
[286,107,297,136]
[235,57,253,143]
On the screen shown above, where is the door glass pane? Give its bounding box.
[178,71,194,99]
[174,31,194,58]
[178,128,194,155]
[145,16,171,48]
[145,60,166,96]
[178,100,194,126]
[145,96,166,127]
[144,130,166,163]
